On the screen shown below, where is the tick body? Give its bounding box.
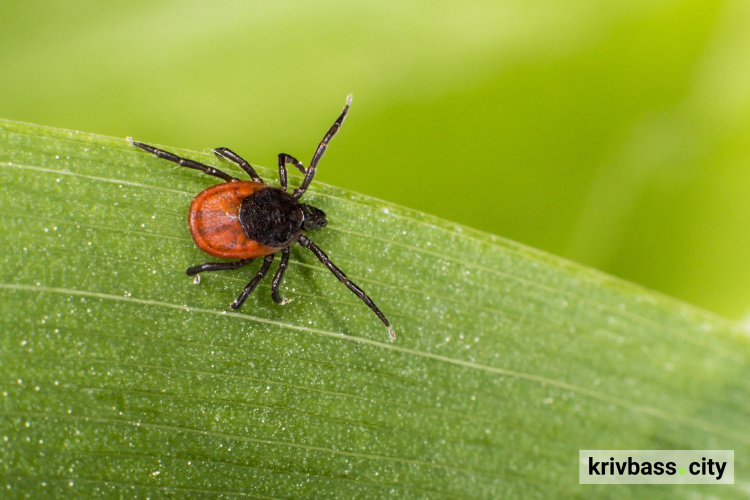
[188,182,288,259]
[131,96,395,340]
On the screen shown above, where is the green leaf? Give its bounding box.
[1,119,748,498]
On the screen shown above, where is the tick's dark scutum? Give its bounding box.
[239,187,304,248]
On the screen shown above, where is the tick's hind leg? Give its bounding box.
[298,235,395,340]
[186,258,254,276]
[271,248,291,303]
[231,254,275,310]
[131,141,236,182]
[214,147,263,183]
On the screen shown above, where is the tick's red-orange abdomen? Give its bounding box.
[188,181,282,259]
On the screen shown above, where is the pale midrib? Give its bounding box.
[0,207,607,339]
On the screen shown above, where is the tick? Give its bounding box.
[131,96,394,340]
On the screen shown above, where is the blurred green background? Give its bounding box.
[1,0,749,322]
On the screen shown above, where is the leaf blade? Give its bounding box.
[1,119,748,498]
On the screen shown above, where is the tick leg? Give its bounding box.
[293,95,352,199]
[230,254,275,310]
[271,248,291,303]
[277,153,306,191]
[214,147,263,183]
[298,235,394,340]
[131,141,236,182]
[186,258,254,276]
